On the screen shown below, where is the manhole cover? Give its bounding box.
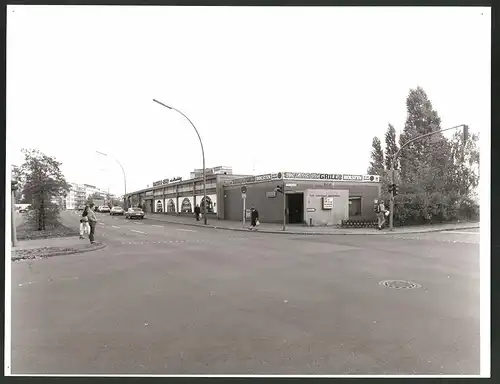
[379,280,421,289]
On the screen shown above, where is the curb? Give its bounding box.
[11,243,107,261]
[143,216,480,236]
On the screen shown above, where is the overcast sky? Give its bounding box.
[7,6,490,196]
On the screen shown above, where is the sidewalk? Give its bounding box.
[11,237,106,260]
[144,213,480,236]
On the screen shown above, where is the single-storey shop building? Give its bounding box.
[125,170,381,226]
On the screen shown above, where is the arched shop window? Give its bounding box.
[181,198,192,213]
[156,200,163,213]
[200,196,214,213]
[167,199,176,213]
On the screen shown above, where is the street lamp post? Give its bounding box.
[11,181,18,247]
[389,124,467,231]
[96,151,127,209]
[153,99,208,225]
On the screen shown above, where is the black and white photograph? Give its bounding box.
[6,5,490,377]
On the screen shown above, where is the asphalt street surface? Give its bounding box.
[10,211,480,375]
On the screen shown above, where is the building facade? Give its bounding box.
[125,169,381,225]
[125,167,250,217]
[65,183,108,209]
[223,172,381,225]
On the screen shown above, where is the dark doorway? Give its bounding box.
[286,193,304,224]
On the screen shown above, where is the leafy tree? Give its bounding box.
[11,165,26,203]
[367,137,385,176]
[365,86,479,225]
[399,87,453,185]
[384,124,400,171]
[17,149,70,230]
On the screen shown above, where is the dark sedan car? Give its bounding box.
[125,207,145,219]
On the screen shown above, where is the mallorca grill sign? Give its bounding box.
[153,177,183,187]
[224,172,380,186]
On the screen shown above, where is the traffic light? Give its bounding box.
[275,185,283,194]
[11,180,18,191]
[394,184,399,196]
[388,183,393,194]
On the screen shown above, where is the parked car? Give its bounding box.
[110,206,124,216]
[77,205,85,211]
[98,206,110,213]
[125,207,145,219]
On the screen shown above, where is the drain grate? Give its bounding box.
[379,280,421,289]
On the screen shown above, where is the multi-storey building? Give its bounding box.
[65,183,108,209]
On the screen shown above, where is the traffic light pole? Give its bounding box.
[388,124,467,231]
[282,179,286,232]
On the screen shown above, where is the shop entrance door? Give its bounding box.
[286,193,304,224]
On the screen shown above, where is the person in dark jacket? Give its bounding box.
[194,204,201,221]
[87,203,97,244]
[250,206,259,230]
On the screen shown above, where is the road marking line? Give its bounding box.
[177,228,197,232]
[130,229,146,234]
[112,226,121,229]
[134,222,144,225]
[152,225,164,228]
[98,223,105,225]
[442,231,480,235]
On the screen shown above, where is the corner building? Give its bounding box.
[125,169,381,226]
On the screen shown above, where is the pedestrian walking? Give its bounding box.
[87,202,97,244]
[194,204,201,221]
[249,206,260,230]
[79,205,90,239]
[375,199,387,230]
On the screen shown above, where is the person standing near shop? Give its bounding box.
[87,202,97,244]
[250,205,260,230]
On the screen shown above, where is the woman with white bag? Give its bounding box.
[79,205,90,239]
[249,206,260,230]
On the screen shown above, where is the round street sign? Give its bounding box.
[241,186,247,193]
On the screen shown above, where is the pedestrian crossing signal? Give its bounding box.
[275,185,283,194]
[388,183,393,193]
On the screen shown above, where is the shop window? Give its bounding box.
[156,200,163,213]
[181,198,192,213]
[167,199,176,213]
[200,196,214,213]
[349,196,362,217]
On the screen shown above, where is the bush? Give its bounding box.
[393,192,479,226]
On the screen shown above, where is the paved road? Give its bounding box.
[10,211,480,375]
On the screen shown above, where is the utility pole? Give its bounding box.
[389,124,467,230]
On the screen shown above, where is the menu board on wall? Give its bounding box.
[322,196,334,210]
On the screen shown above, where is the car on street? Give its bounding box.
[125,207,145,219]
[110,206,124,215]
[98,206,110,213]
[77,205,85,211]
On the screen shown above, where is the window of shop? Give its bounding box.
[156,200,163,212]
[167,199,176,213]
[200,196,214,213]
[349,196,362,217]
[181,198,192,213]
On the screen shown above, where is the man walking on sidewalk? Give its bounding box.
[194,204,201,221]
[87,202,97,244]
[375,199,387,230]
